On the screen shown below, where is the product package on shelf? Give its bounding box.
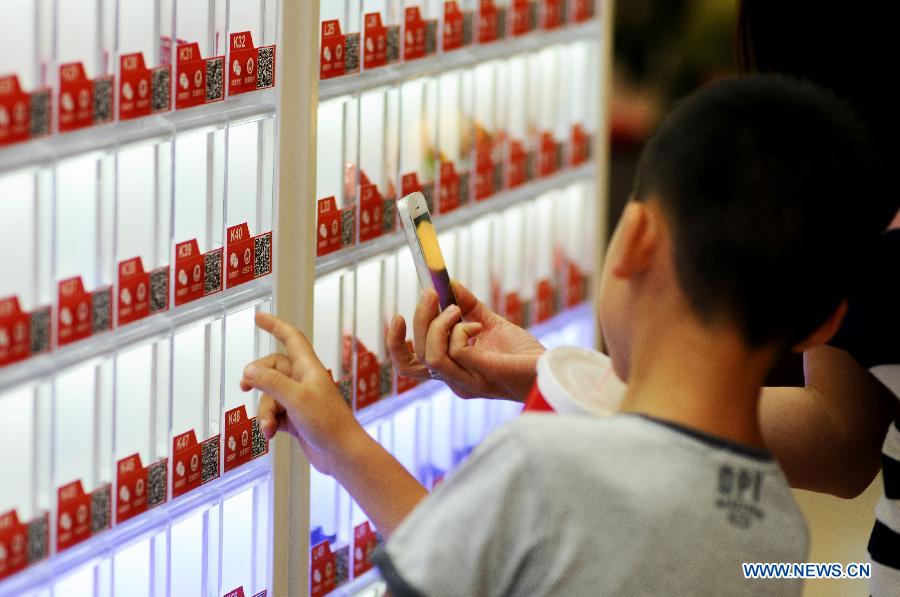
[394,247,422,394]
[316,97,359,257]
[564,39,599,166]
[442,0,475,52]
[115,140,172,326]
[172,313,224,499]
[499,205,527,327]
[55,0,115,133]
[436,69,474,213]
[310,469,351,595]
[534,46,566,177]
[477,0,509,44]
[225,0,278,97]
[173,0,227,110]
[0,0,51,146]
[402,0,439,62]
[354,256,395,410]
[358,87,400,244]
[116,0,173,121]
[320,0,361,80]
[54,153,115,347]
[504,55,534,188]
[222,300,272,475]
[225,117,275,290]
[399,78,438,213]
[510,0,538,36]
[472,62,504,201]
[53,358,114,552]
[528,192,559,323]
[221,481,272,597]
[314,271,355,406]
[0,168,52,367]
[113,338,171,524]
[0,384,51,580]
[362,0,401,70]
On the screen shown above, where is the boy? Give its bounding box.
[241,76,882,595]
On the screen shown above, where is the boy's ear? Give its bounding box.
[611,200,661,279]
[792,300,848,352]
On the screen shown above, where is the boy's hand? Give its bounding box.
[386,280,546,402]
[241,312,366,476]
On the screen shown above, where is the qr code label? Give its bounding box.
[458,171,470,206]
[30,90,51,137]
[91,485,111,533]
[496,7,508,38]
[256,46,275,89]
[151,67,171,112]
[462,13,474,46]
[27,514,49,564]
[521,298,533,329]
[525,151,536,181]
[422,183,435,214]
[253,233,272,278]
[147,460,167,508]
[379,361,392,397]
[251,418,268,458]
[91,288,111,333]
[386,26,400,63]
[206,57,225,102]
[149,267,168,314]
[30,306,51,354]
[529,1,539,29]
[201,436,220,483]
[340,208,355,247]
[204,250,223,295]
[344,33,360,74]
[333,544,350,585]
[92,78,113,123]
[425,21,437,55]
[554,141,564,170]
[338,379,352,406]
[382,198,396,234]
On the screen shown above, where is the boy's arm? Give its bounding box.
[761,344,896,498]
[240,312,427,537]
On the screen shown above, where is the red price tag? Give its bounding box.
[439,161,462,213]
[115,454,147,523]
[175,43,224,109]
[223,405,267,473]
[565,260,586,308]
[174,240,222,306]
[512,0,533,36]
[58,63,99,132]
[363,13,389,69]
[228,31,276,96]
[320,20,347,80]
[119,53,170,120]
[534,278,555,323]
[56,481,109,551]
[359,182,385,243]
[504,291,524,327]
[225,223,254,288]
[478,0,504,43]
[543,0,565,29]
[172,430,220,498]
[0,510,48,580]
[443,2,469,51]
[355,349,382,410]
[570,123,591,166]
[539,131,560,177]
[507,139,530,188]
[310,541,338,596]
[316,197,354,256]
[352,521,378,577]
[57,277,105,346]
[572,0,595,22]
[117,257,168,325]
[474,142,496,201]
[403,7,435,61]
[0,75,50,147]
[0,296,31,366]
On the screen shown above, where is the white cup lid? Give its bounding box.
[536,346,626,417]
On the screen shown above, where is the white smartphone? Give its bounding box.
[397,191,458,310]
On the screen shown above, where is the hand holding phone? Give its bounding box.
[397,191,458,310]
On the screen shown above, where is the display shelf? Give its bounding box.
[315,162,596,277]
[0,89,277,176]
[0,460,271,597]
[318,19,598,101]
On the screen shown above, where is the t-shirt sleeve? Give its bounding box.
[371,422,546,597]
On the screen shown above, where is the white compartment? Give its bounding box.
[391,403,420,479]
[227,0,276,46]
[175,0,226,56]
[394,246,420,350]
[170,510,205,596]
[0,384,51,521]
[117,0,172,65]
[113,538,151,597]
[399,78,438,203]
[426,389,453,483]
[310,467,339,547]
[220,486,254,594]
[52,561,96,596]
[358,87,399,238]
[467,216,493,309]
[0,168,51,311]
[355,259,385,362]
[172,315,224,448]
[223,299,272,420]
[321,0,362,38]
[313,272,344,379]
[316,97,359,250]
[0,0,40,89]
[173,127,226,256]
[56,0,109,76]
[226,117,275,236]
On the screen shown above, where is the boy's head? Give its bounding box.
[599,75,882,381]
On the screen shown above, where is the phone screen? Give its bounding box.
[413,211,457,310]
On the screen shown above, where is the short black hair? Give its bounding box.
[633,75,883,348]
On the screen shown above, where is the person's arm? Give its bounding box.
[761,344,896,498]
[241,313,427,537]
[385,280,546,401]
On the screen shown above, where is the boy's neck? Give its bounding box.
[617,318,773,450]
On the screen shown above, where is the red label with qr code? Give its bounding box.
[223,406,267,473]
[543,0,565,29]
[117,257,168,326]
[564,260,586,307]
[403,7,430,61]
[478,0,502,43]
[119,52,170,120]
[570,123,590,166]
[320,20,347,80]
[174,239,222,306]
[355,349,382,410]
[352,521,378,577]
[359,182,385,243]
[317,197,343,256]
[175,43,224,109]
[0,510,46,579]
[508,139,529,187]
[225,224,272,289]
[310,540,338,596]
[115,454,149,523]
[511,0,532,35]
[439,161,461,213]
[227,31,276,96]
[539,131,559,177]
[56,481,94,551]
[172,430,220,497]
[474,142,496,200]
[504,291,524,327]
[534,278,555,323]
[443,2,467,51]
[363,13,389,69]
[0,296,31,366]
[57,62,94,132]
[401,172,427,199]
[57,277,94,346]
[573,0,594,22]
[0,75,50,147]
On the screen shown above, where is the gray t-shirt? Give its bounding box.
[373,413,808,596]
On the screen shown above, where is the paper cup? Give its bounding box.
[522,346,626,417]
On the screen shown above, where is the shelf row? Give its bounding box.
[0,115,276,372]
[316,0,597,86]
[0,0,277,150]
[315,38,600,264]
[310,303,595,596]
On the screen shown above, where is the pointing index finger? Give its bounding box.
[255,312,322,372]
